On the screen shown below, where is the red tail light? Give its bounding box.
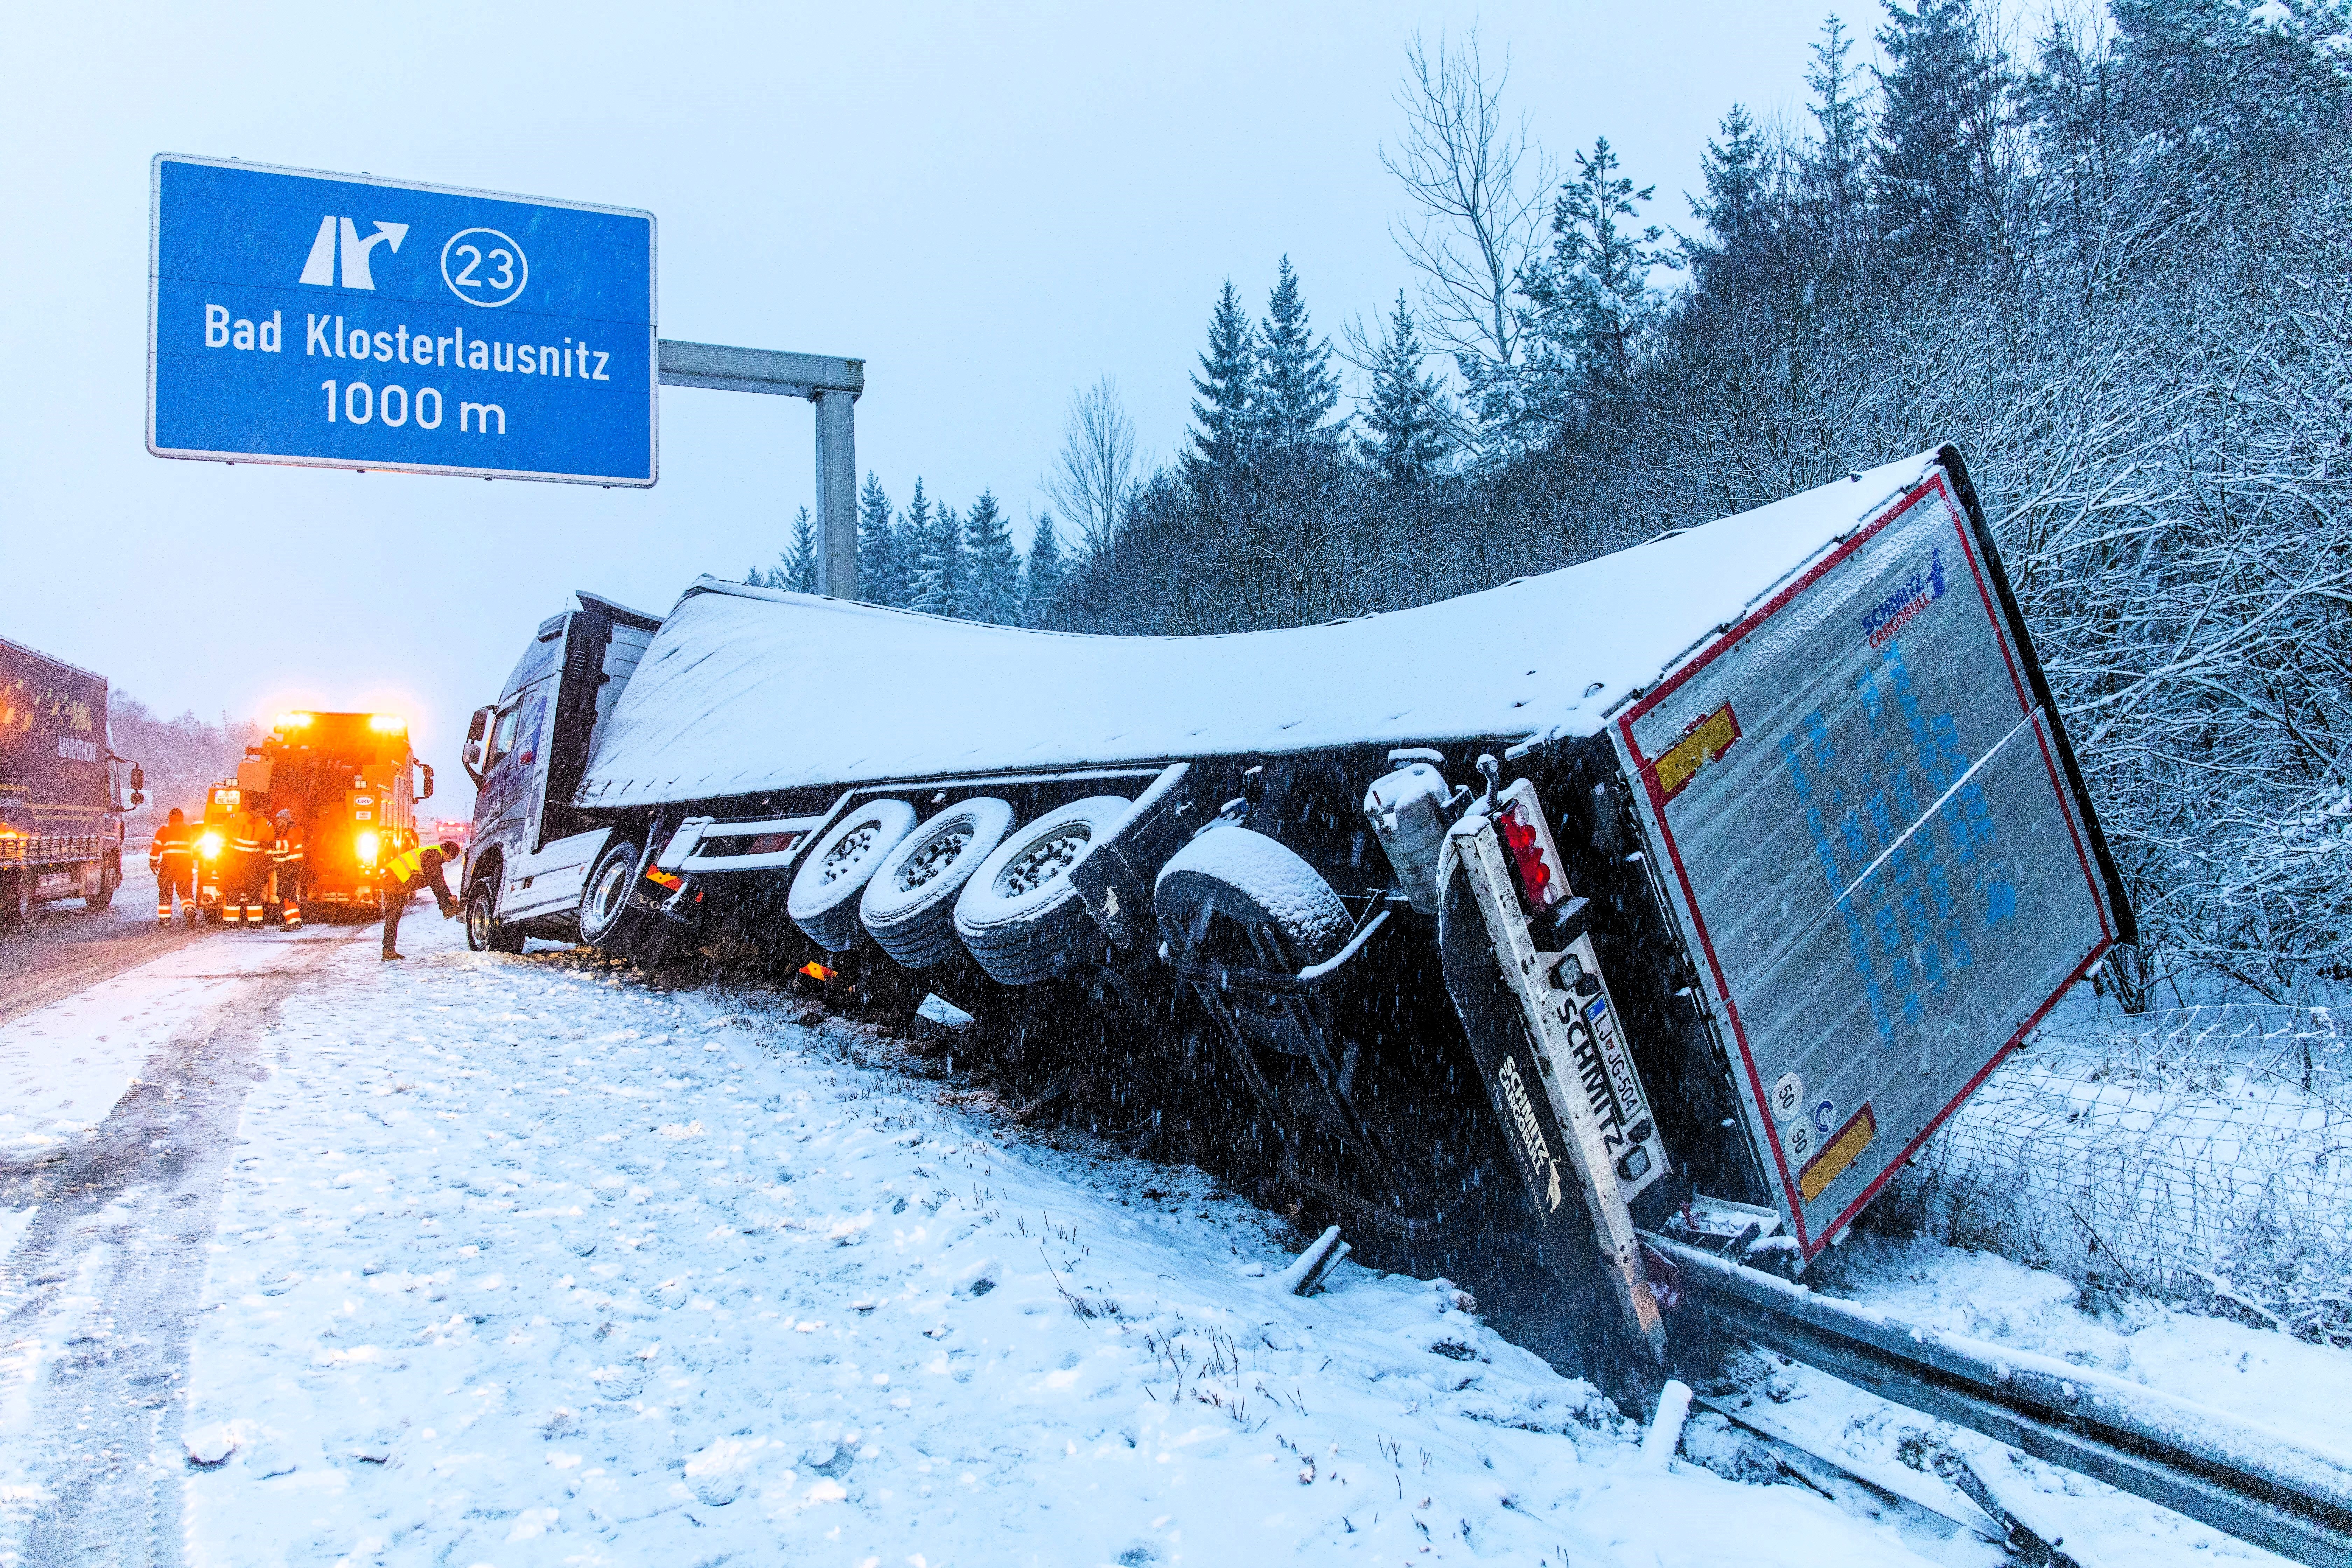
[1496,779,1570,911]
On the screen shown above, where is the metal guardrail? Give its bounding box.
[1644,1232,2352,1567]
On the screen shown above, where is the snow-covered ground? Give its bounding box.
[2,911,2349,1566]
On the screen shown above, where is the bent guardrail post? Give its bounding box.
[1644,1232,2352,1568]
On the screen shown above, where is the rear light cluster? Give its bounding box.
[1496,779,1571,912]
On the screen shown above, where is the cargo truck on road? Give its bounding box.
[0,636,144,927]
[457,447,2134,1363]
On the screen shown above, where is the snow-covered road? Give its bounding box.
[1,911,2346,1566]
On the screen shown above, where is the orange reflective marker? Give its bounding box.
[799,960,836,982]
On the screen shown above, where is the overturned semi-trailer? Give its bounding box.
[457,446,2131,1359]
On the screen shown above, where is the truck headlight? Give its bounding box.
[355,830,380,865]
[198,831,224,859]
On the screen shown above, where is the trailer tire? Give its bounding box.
[0,873,27,930]
[1153,826,1353,970]
[955,795,1131,985]
[860,797,1015,968]
[579,839,643,950]
[790,799,918,952]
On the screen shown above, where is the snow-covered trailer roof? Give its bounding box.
[578,450,1954,809]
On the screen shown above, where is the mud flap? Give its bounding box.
[1438,814,1668,1364]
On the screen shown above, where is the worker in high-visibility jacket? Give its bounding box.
[149,807,199,927]
[270,808,306,932]
[225,802,274,928]
[379,837,460,960]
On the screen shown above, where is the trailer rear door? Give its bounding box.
[1613,461,2126,1261]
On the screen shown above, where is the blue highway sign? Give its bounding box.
[149,155,657,486]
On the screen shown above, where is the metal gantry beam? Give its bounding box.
[657,339,864,600]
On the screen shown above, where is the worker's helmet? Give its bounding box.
[275,809,293,827]
[167,806,185,824]
[438,839,462,858]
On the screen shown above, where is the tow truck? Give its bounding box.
[195,710,432,922]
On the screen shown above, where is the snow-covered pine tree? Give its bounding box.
[1518,137,1677,401]
[2106,0,2352,181]
[1359,292,1450,488]
[1689,103,1767,257]
[894,479,933,614]
[1185,280,1259,479]
[1802,16,1868,227]
[910,490,966,619]
[1256,256,1341,448]
[784,506,818,594]
[1873,0,2012,261]
[858,473,901,606]
[1024,513,1065,628]
[961,489,1020,625]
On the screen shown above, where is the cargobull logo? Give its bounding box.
[1497,1058,1564,1212]
[299,216,410,290]
[1862,547,1948,649]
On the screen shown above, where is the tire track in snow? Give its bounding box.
[0,932,352,1568]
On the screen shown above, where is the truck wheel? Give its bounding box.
[467,877,525,954]
[789,800,918,952]
[85,865,115,912]
[954,796,1130,985]
[1153,826,1353,971]
[860,797,1015,968]
[0,873,27,930]
[579,840,643,950]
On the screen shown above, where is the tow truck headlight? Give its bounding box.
[368,713,406,733]
[355,830,380,865]
[198,831,224,859]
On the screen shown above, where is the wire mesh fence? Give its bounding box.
[1882,1003,2352,1345]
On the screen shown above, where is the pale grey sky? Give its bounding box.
[2,1,1851,802]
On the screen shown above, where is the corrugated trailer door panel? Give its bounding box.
[1614,469,2117,1258]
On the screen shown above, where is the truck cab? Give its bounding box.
[458,592,660,951]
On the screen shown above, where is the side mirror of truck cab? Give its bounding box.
[418,763,435,801]
[461,707,493,785]
[131,767,145,793]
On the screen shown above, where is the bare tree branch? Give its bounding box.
[1379,30,1554,391]
[1042,376,1138,558]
